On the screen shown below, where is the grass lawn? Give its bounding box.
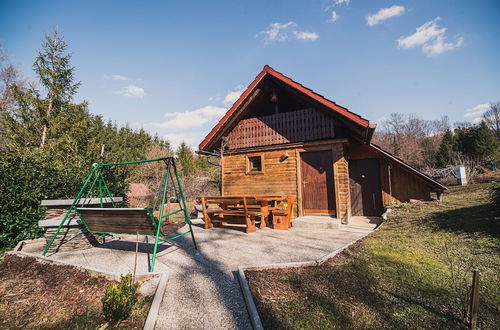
[246,183,500,329]
[0,255,152,329]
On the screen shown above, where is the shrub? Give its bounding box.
[490,182,500,215]
[101,274,139,323]
[0,150,48,250]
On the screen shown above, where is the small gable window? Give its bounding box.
[248,156,263,173]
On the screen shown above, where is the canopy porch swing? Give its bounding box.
[42,157,198,271]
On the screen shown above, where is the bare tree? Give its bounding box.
[373,113,452,170]
[0,43,25,109]
[483,102,500,139]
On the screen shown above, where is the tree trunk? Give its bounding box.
[40,91,53,149]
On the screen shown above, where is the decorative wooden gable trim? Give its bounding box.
[199,65,374,151]
[226,108,336,150]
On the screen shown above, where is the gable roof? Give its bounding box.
[369,143,448,192]
[199,65,376,151]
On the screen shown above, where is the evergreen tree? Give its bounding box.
[176,141,195,176]
[0,30,164,249]
[455,122,498,159]
[436,129,457,168]
[34,29,80,148]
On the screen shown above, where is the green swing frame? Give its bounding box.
[42,157,198,272]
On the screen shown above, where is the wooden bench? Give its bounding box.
[269,195,295,230]
[227,195,295,230]
[198,196,267,233]
[76,207,157,235]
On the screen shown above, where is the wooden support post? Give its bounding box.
[132,232,139,283]
[201,197,212,229]
[468,269,480,329]
[437,191,444,202]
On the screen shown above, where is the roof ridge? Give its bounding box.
[199,65,373,150]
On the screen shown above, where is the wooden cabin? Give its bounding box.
[198,65,447,222]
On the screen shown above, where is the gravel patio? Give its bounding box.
[44,217,380,329]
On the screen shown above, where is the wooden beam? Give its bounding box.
[224,138,349,155]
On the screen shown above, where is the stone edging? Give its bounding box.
[143,272,169,330]
[5,249,168,330]
[237,223,384,330]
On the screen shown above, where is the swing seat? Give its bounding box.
[77,208,158,235]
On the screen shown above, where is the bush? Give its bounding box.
[101,274,139,323]
[490,182,500,215]
[0,150,50,250]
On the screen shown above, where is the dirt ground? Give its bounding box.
[0,255,150,329]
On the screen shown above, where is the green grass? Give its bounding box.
[246,183,500,329]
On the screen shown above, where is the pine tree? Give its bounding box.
[436,129,456,168]
[176,141,195,176]
[455,122,498,160]
[33,29,80,148]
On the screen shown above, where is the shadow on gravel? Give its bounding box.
[161,229,252,329]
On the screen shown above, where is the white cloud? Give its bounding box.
[464,103,489,118]
[422,35,464,57]
[111,74,129,81]
[222,85,244,107]
[397,17,463,57]
[329,11,340,23]
[325,0,349,11]
[152,105,226,130]
[292,31,319,41]
[163,133,187,149]
[208,94,222,102]
[113,85,146,98]
[258,22,319,42]
[366,5,405,26]
[334,0,350,5]
[258,22,297,42]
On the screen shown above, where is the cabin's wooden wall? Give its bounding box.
[222,140,350,220]
[348,143,432,204]
[222,148,298,195]
[222,148,299,216]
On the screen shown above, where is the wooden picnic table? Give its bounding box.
[197,195,294,233]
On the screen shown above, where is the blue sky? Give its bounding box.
[1,0,499,148]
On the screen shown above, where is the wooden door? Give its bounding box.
[300,150,335,215]
[349,158,383,216]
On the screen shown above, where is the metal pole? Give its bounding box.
[99,168,103,208]
[98,157,172,167]
[42,166,98,256]
[99,171,116,208]
[468,269,480,329]
[133,232,139,283]
[150,160,171,272]
[172,158,199,252]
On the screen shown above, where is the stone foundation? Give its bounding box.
[43,224,108,254]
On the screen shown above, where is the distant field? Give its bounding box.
[246,183,500,329]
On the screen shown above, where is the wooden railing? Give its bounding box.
[226,108,336,149]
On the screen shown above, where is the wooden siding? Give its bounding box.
[222,149,299,215]
[332,144,351,220]
[226,108,335,150]
[349,143,432,204]
[222,139,351,221]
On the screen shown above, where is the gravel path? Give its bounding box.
[47,217,380,329]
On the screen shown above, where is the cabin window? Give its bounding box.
[247,156,263,173]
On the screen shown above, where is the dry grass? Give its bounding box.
[246,183,500,329]
[0,255,151,329]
